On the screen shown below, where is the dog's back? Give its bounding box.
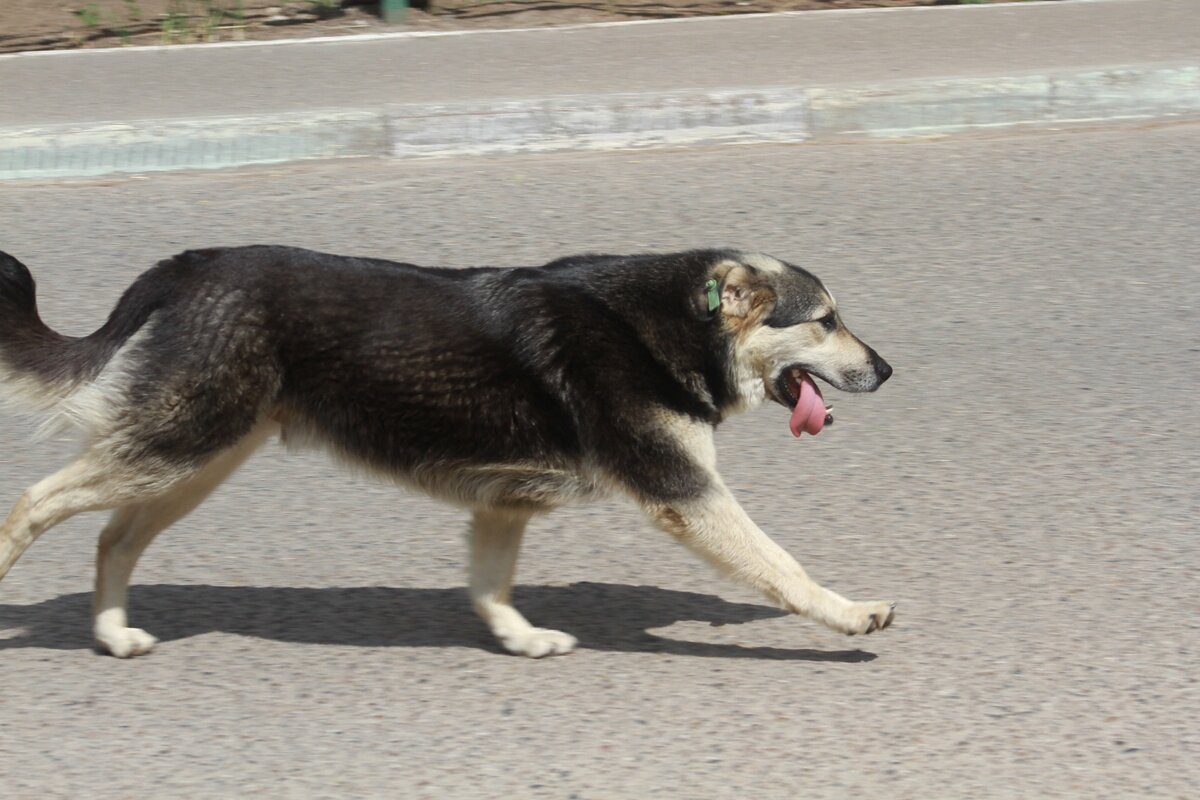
[0,246,717,501]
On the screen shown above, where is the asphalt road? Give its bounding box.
[1,125,1197,798]
[4,0,1197,127]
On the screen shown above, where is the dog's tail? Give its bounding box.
[0,250,109,420]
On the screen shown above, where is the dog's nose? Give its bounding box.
[872,351,893,384]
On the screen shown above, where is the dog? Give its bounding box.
[0,246,894,658]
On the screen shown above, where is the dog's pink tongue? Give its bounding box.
[789,372,827,438]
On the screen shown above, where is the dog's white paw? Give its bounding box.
[837,601,896,636]
[498,627,578,658]
[96,626,159,658]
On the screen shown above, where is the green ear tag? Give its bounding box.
[705,279,720,312]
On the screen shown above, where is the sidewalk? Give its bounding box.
[1,0,1198,179]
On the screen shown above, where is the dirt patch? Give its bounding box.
[0,0,1044,55]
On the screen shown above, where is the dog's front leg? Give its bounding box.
[644,482,894,636]
[469,508,578,658]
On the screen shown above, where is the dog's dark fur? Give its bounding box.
[0,246,894,658]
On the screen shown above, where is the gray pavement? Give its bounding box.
[0,124,1197,797]
[4,0,1196,125]
[2,0,1199,177]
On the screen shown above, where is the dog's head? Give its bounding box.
[697,253,892,425]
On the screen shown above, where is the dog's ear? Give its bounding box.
[717,264,775,321]
[720,267,755,317]
[691,260,776,322]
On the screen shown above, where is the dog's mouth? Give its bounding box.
[772,366,834,438]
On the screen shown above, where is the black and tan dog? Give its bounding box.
[0,246,893,658]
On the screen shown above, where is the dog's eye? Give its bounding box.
[818,313,837,332]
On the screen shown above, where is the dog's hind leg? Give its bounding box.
[0,450,181,585]
[92,423,275,658]
[469,508,577,658]
[644,481,895,637]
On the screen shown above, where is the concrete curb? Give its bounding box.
[388,88,811,158]
[0,111,388,180]
[806,65,1200,138]
[2,64,1197,180]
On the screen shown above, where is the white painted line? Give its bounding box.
[0,0,1143,61]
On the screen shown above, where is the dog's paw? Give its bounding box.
[96,626,159,658]
[838,601,896,636]
[498,627,578,658]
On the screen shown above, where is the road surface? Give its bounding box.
[0,124,1197,798]
[3,0,1197,127]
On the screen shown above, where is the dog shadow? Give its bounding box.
[0,582,875,662]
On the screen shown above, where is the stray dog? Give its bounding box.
[0,246,894,658]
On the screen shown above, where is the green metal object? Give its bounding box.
[380,0,408,23]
